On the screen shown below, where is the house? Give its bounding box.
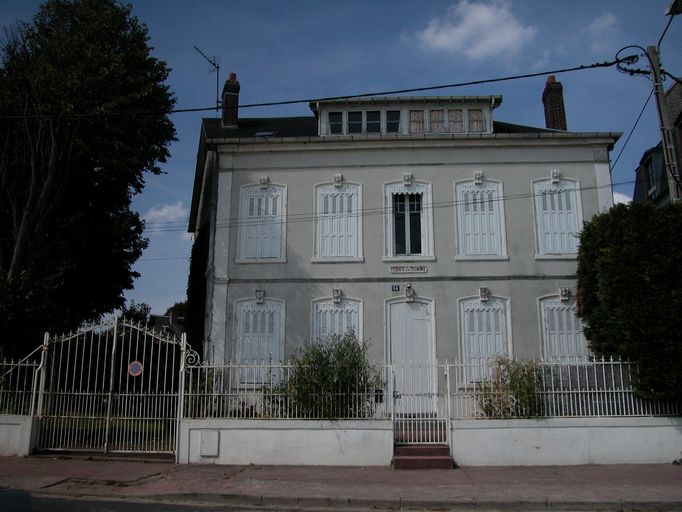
[633,81,682,206]
[189,74,620,371]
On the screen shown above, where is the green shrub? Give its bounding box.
[476,356,542,418]
[280,330,384,419]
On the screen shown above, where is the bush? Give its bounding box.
[280,330,384,419]
[476,356,542,418]
[577,203,682,401]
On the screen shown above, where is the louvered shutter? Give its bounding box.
[457,181,503,256]
[540,298,588,361]
[235,301,283,384]
[314,299,360,341]
[460,298,508,379]
[316,185,358,258]
[534,180,579,255]
[241,186,284,259]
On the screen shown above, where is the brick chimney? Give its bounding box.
[542,75,567,131]
[222,72,240,127]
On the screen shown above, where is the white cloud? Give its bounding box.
[414,0,537,60]
[143,200,188,224]
[613,191,631,205]
[586,13,618,54]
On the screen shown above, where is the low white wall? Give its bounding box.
[451,417,682,465]
[178,419,393,466]
[0,415,37,457]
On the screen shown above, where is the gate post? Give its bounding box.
[33,333,50,417]
[176,333,187,463]
[444,360,452,448]
[104,316,119,454]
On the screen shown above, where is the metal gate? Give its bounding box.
[36,317,183,455]
[392,364,450,444]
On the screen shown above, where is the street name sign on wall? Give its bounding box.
[389,265,428,274]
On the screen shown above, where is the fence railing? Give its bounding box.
[183,363,390,420]
[184,358,681,421]
[0,359,40,416]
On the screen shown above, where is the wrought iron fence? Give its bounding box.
[0,357,40,416]
[183,362,390,420]
[450,357,681,419]
[184,358,681,421]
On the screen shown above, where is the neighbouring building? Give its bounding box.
[633,81,682,206]
[189,74,620,371]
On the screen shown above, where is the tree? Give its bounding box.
[0,0,176,357]
[576,203,682,400]
[121,300,152,326]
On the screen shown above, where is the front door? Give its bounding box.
[387,299,435,415]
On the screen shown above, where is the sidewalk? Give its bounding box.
[1,456,681,510]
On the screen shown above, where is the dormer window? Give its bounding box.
[329,112,342,134]
[347,112,363,134]
[469,109,485,132]
[386,111,400,133]
[448,109,464,132]
[430,110,445,132]
[409,111,424,133]
[366,111,381,133]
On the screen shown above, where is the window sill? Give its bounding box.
[455,255,509,261]
[382,255,436,262]
[534,254,578,260]
[311,257,365,263]
[235,258,288,264]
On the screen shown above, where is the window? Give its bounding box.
[533,178,581,256]
[386,111,401,133]
[460,297,509,378]
[237,184,286,262]
[314,183,362,260]
[539,297,588,361]
[311,298,362,341]
[366,111,381,133]
[384,181,433,259]
[234,299,285,384]
[393,193,422,255]
[328,112,342,134]
[409,110,424,133]
[347,112,363,134]
[468,109,485,132]
[455,180,506,257]
[448,109,464,133]
[429,110,445,132]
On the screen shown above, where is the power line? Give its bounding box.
[0,57,629,121]
[0,177,635,241]
[610,90,654,172]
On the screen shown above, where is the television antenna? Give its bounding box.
[194,46,220,113]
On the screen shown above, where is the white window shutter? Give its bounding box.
[235,300,284,384]
[313,299,360,341]
[535,180,579,255]
[457,181,503,256]
[316,185,359,258]
[240,186,285,260]
[540,298,588,361]
[460,298,508,378]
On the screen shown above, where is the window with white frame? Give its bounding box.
[409,110,424,133]
[448,109,464,132]
[234,299,285,384]
[314,183,361,260]
[237,184,286,261]
[456,179,506,257]
[384,181,433,259]
[539,297,589,361]
[468,109,485,132]
[328,112,343,134]
[533,178,581,256]
[311,297,362,341]
[460,297,509,372]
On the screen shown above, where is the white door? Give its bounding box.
[388,300,435,415]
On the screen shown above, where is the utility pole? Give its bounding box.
[647,44,681,203]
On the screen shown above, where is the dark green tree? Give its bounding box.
[0,0,176,357]
[576,203,682,400]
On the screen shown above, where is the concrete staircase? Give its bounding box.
[392,444,455,470]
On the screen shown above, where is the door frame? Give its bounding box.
[384,295,436,366]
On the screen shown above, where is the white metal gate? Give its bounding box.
[36,318,183,454]
[392,364,450,445]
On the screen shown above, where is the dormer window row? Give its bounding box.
[323,107,490,136]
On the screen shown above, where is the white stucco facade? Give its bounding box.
[191,98,619,366]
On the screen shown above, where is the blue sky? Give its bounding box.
[2,0,681,314]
